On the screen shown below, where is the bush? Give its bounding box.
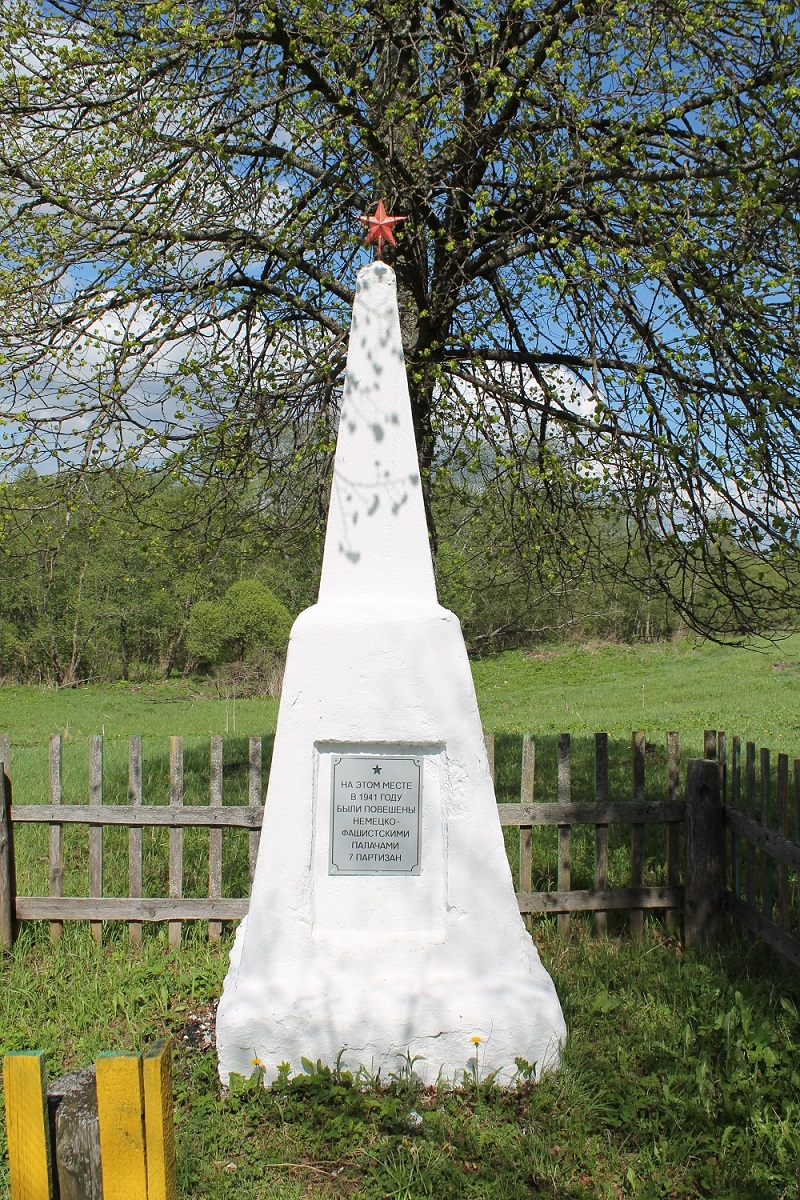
[186,579,292,667]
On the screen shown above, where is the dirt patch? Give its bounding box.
[181,999,218,1051]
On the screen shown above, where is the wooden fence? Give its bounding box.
[3,734,262,948]
[490,731,682,938]
[0,729,798,968]
[721,735,800,969]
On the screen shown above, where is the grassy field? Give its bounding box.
[470,635,800,747]
[3,636,799,901]
[0,923,797,1199]
[1,639,799,1198]
[2,634,800,748]
[2,635,800,813]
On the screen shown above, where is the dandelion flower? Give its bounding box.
[251,1056,263,1067]
[470,1035,482,1046]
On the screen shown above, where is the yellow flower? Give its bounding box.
[470,1035,482,1046]
[251,1056,263,1067]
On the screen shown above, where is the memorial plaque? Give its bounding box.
[329,754,422,875]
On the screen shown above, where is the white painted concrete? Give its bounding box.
[216,262,566,1086]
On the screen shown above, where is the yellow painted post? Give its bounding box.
[143,1040,178,1200]
[95,1053,148,1200]
[3,1051,54,1200]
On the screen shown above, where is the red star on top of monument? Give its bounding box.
[359,200,405,259]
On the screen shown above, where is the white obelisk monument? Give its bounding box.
[216,255,565,1085]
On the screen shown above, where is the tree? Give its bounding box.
[2,0,800,637]
[185,579,292,667]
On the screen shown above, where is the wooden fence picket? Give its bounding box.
[778,753,790,935]
[168,737,183,949]
[730,736,741,902]
[666,732,680,933]
[519,735,534,927]
[95,1053,148,1200]
[209,736,223,941]
[795,760,800,936]
[248,736,263,885]
[3,1051,53,1200]
[630,732,645,939]
[89,736,103,945]
[129,736,143,945]
[593,733,609,936]
[761,748,772,923]
[142,1042,178,1200]
[746,742,756,927]
[484,731,495,782]
[48,735,63,944]
[557,734,571,936]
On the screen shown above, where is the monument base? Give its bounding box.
[216,600,566,1086]
[219,912,561,1085]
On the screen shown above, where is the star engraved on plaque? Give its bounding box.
[329,754,422,876]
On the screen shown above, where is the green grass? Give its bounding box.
[1,641,799,1197]
[471,635,800,748]
[0,923,797,1199]
[0,677,281,744]
[2,636,800,749]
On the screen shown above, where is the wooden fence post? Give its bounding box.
[3,1051,54,1200]
[0,763,16,949]
[557,734,571,936]
[143,1042,178,1200]
[47,1066,102,1200]
[684,757,725,946]
[95,1053,148,1200]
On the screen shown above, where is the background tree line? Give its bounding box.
[1,461,789,688]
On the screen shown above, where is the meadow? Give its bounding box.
[3,634,800,750]
[0,638,799,1198]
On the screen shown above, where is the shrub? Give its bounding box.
[186,579,292,667]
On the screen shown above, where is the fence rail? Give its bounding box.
[0,728,798,969]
